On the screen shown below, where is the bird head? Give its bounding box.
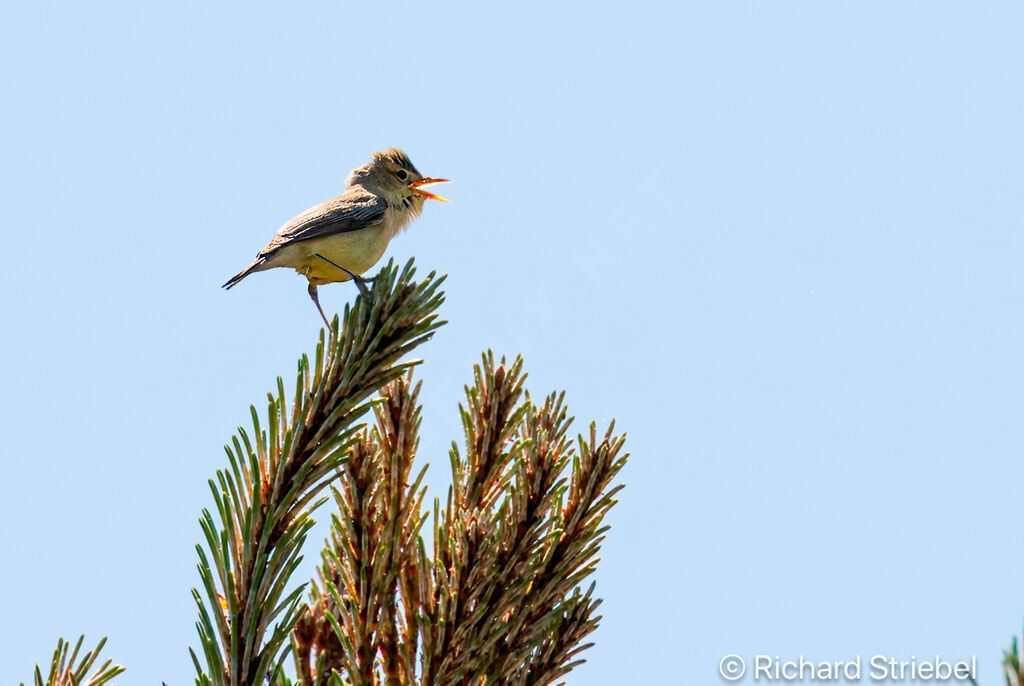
[347,148,450,210]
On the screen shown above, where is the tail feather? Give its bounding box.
[222,257,266,289]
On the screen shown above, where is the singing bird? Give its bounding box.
[223,148,449,326]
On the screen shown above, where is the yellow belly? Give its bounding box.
[265,225,390,285]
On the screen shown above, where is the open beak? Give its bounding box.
[410,177,451,203]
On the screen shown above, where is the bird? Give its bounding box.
[223,147,449,326]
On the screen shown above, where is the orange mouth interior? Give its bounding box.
[410,177,451,203]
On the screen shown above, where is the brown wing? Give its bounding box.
[260,187,387,257]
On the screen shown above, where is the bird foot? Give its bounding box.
[351,274,373,300]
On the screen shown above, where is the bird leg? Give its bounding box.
[308,282,331,328]
[313,253,373,299]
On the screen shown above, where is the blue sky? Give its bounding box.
[1,2,1022,684]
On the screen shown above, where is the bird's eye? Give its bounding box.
[396,169,408,181]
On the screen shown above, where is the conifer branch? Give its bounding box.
[21,262,628,686]
[423,356,628,685]
[293,372,427,685]
[24,635,124,686]
[1004,631,1022,686]
[192,260,446,686]
[300,351,629,686]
